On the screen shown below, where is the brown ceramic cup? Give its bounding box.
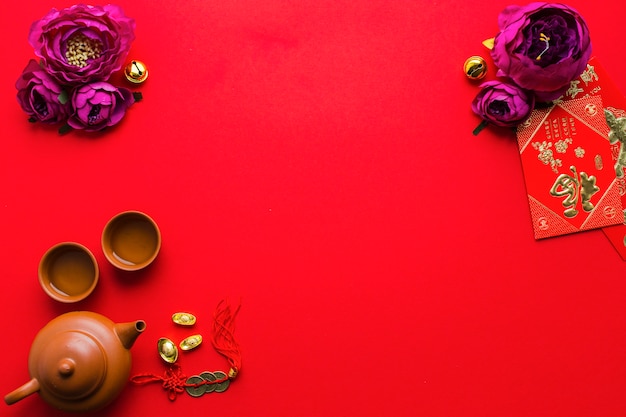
[39,242,99,303]
[101,210,161,271]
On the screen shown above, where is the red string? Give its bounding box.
[185,374,230,387]
[130,363,232,401]
[211,299,242,378]
[130,363,187,401]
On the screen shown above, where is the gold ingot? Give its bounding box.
[124,60,149,84]
[180,334,203,351]
[463,56,487,80]
[172,312,196,326]
[157,337,178,363]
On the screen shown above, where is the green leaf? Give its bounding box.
[132,92,143,102]
[58,124,72,135]
[57,90,69,105]
[28,117,37,123]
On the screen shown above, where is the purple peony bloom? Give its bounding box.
[68,82,135,131]
[15,59,71,124]
[491,2,592,102]
[28,4,135,86]
[471,80,535,128]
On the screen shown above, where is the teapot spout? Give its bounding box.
[114,320,146,350]
[4,378,40,405]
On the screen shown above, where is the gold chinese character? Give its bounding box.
[550,166,599,218]
[566,80,584,98]
[580,64,599,86]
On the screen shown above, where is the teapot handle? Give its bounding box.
[4,378,40,405]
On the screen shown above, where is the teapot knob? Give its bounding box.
[58,359,76,376]
[37,331,107,400]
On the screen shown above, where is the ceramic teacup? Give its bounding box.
[101,210,161,271]
[39,242,99,303]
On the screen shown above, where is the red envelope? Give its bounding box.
[517,57,624,239]
[577,59,626,259]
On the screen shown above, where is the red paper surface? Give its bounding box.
[3,2,626,417]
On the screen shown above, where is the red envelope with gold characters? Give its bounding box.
[516,60,624,239]
[574,59,626,259]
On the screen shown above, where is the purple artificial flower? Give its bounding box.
[491,2,592,102]
[471,80,535,128]
[28,4,135,86]
[15,59,71,124]
[68,82,135,131]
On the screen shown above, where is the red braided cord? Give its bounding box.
[130,363,187,401]
[130,364,231,401]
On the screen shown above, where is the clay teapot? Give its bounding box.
[4,311,146,413]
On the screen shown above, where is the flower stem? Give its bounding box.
[472,120,489,136]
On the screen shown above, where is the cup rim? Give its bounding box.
[101,210,161,271]
[38,242,99,303]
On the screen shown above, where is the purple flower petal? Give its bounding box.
[14,59,70,124]
[472,80,534,127]
[28,4,135,85]
[91,91,114,106]
[68,82,134,131]
[491,2,591,101]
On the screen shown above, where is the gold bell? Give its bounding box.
[463,56,487,80]
[124,60,149,84]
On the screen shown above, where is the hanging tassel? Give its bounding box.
[211,299,242,379]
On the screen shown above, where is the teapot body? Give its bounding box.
[5,311,145,413]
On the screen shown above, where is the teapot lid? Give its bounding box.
[35,331,106,400]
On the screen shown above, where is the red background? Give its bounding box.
[2,1,626,416]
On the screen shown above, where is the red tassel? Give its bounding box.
[211,299,242,378]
